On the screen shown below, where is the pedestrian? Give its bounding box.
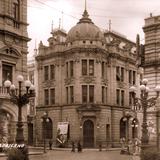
[127,139,133,155]
[49,139,53,150]
[77,141,82,152]
[120,137,126,154]
[71,141,75,152]
[99,142,102,151]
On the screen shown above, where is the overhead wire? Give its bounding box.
[28,0,145,43]
[30,0,79,20]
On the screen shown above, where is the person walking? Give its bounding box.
[77,141,82,152]
[49,139,53,150]
[71,141,75,152]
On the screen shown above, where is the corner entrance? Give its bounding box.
[83,120,94,148]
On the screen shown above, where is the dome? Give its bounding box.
[66,10,105,43]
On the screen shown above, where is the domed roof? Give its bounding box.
[66,10,105,43]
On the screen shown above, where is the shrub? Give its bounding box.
[7,146,29,160]
[140,149,160,160]
[7,148,25,160]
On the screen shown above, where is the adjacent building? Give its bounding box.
[35,8,140,147]
[142,14,160,143]
[0,0,30,143]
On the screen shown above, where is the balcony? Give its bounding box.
[0,87,10,99]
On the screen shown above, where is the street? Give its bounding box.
[29,150,140,160]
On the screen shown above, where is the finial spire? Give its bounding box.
[85,0,87,11]
[61,11,64,29]
[51,20,53,33]
[109,19,112,31]
[34,39,37,56]
[59,18,61,29]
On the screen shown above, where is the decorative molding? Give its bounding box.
[64,78,75,85]
[117,82,126,89]
[101,78,108,86]
[43,80,56,88]
[80,76,96,84]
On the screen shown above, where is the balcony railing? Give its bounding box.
[0,87,10,99]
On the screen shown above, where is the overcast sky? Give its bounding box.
[27,0,160,58]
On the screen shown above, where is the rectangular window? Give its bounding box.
[2,64,13,84]
[89,85,94,103]
[66,87,69,104]
[50,88,55,105]
[70,61,74,77]
[82,85,87,103]
[50,65,55,80]
[29,71,34,84]
[44,89,49,105]
[44,66,49,81]
[13,2,19,20]
[133,71,136,85]
[70,86,74,103]
[116,89,120,105]
[106,87,107,104]
[82,60,87,75]
[129,70,132,84]
[116,66,120,81]
[66,62,69,78]
[129,92,132,106]
[121,90,124,106]
[102,62,105,78]
[121,67,124,82]
[89,60,94,76]
[102,86,105,103]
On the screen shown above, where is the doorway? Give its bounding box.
[83,120,94,148]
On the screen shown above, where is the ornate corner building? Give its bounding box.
[0,0,30,143]
[35,8,140,147]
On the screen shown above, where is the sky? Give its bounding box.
[27,0,160,59]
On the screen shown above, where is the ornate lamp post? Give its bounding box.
[130,78,160,151]
[41,111,49,153]
[4,75,35,144]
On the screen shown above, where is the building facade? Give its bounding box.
[35,9,140,147]
[0,0,30,143]
[142,14,160,143]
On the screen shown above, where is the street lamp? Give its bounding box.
[130,78,160,151]
[4,75,35,144]
[41,111,49,153]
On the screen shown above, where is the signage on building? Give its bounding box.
[56,122,69,146]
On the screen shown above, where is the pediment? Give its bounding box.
[0,46,21,58]
[77,104,101,112]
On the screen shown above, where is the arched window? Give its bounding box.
[120,118,127,139]
[42,118,53,139]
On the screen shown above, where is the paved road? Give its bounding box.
[29,150,140,160]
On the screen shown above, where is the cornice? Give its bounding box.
[0,29,31,42]
[36,46,136,65]
[0,14,28,26]
[143,23,160,32]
